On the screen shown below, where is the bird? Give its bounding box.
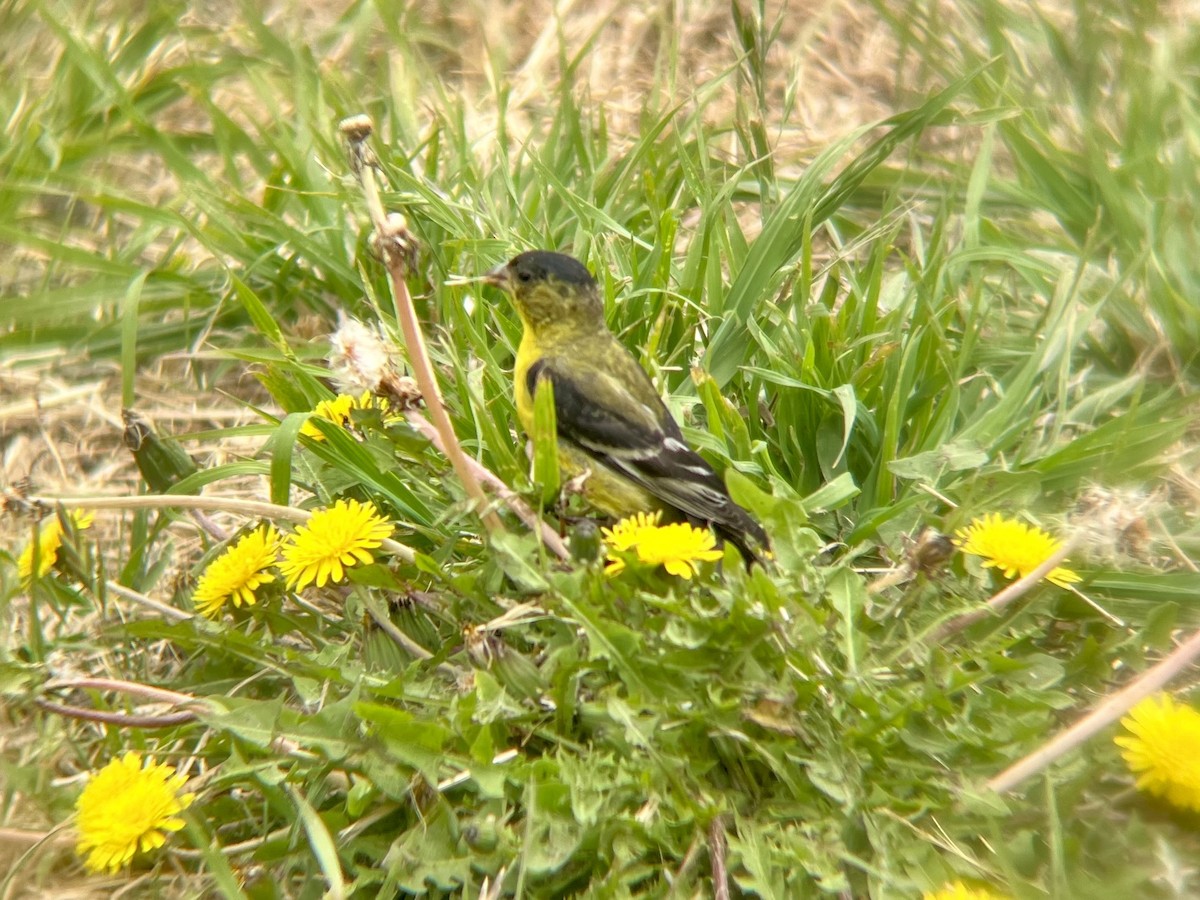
[483,249,768,563]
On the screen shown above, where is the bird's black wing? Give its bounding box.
[528,357,768,556]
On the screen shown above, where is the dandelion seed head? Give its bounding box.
[329,315,398,394]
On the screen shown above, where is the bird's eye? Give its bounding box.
[517,271,532,283]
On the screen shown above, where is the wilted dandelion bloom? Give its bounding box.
[602,510,723,579]
[192,526,281,619]
[1115,693,1200,812]
[17,509,94,582]
[299,392,389,441]
[329,316,396,392]
[75,752,194,874]
[955,513,1080,588]
[923,882,1007,900]
[278,498,393,590]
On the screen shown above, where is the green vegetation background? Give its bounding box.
[2,0,1199,896]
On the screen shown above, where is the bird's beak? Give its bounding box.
[442,263,512,290]
[481,262,511,289]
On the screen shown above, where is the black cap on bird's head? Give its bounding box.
[483,250,594,289]
[517,251,594,286]
[483,250,602,330]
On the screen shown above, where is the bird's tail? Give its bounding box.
[714,510,770,568]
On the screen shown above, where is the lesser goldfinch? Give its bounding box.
[484,250,768,562]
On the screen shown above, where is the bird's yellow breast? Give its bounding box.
[513,330,539,437]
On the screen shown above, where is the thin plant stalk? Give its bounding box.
[988,624,1200,793]
[339,115,504,538]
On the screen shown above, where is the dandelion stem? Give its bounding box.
[669,834,704,895]
[104,580,193,621]
[35,699,197,729]
[708,816,730,900]
[0,826,73,847]
[987,624,1200,793]
[45,678,196,705]
[401,409,569,559]
[339,115,505,540]
[38,678,202,727]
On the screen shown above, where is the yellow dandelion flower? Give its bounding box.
[603,512,662,552]
[923,881,1008,900]
[954,513,1080,588]
[17,509,94,582]
[299,391,390,441]
[1115,693,1200,812]
[300,394,356,441]
[75,751,194,874]
[278,498,393,590]
[601,510,724,580]
[192,526,281,619]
